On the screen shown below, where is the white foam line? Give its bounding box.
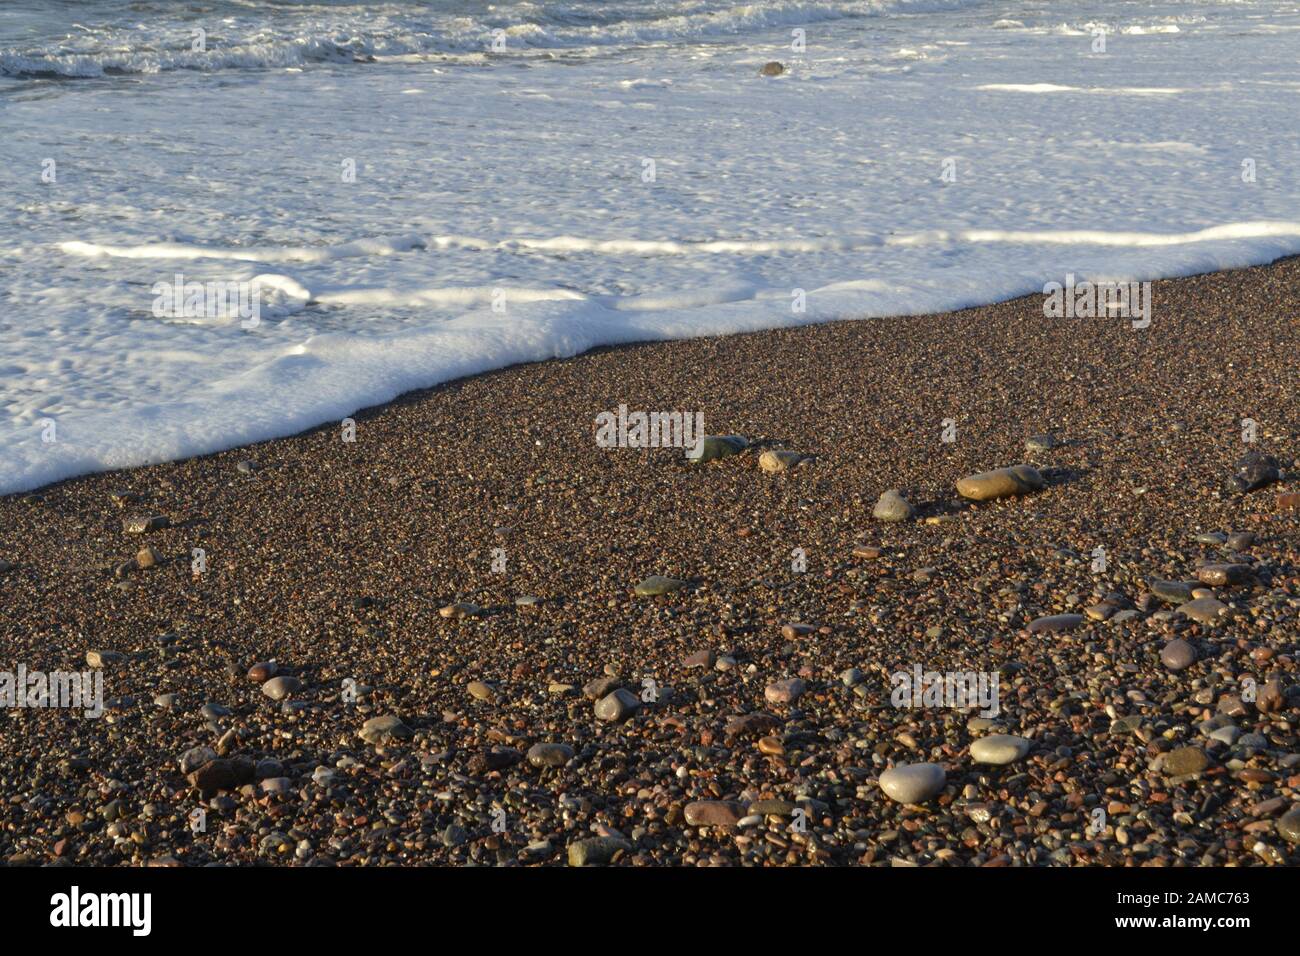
[315,285,588,307]
[60,222,1300,269]
[950,221,1300,247]
[976,83,1188,95]
[434,235,874,255]
[60,235,427,263]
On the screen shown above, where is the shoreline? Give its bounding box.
[1,255,1298,866]
[8,253,1298,503]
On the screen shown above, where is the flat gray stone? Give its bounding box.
[526,742,573,768]
[261,675,301,700]
[634,575,685,597]
[970,734,1031,766]
[1161,638,1196,671]
[1150,579,1194,604]
[567,836,630,866]
[594,688,641,722]
[687,435,747,463]
[1178,597,1229,625]
[1028,613,1084,634]
[872,488,915,522]
[764,678,807,705]
[358,714,412,745]
[878,763,946,803]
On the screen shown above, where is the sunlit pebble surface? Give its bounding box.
[1,257,1300,867]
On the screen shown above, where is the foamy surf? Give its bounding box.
[4,0,1300,495]
[0,0,986,79]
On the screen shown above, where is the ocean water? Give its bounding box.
[2,0,1299,494]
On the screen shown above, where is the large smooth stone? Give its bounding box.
[1161,639,1196,671]
[1150,579,1194,604]
[683,801,745,827]
[878,763,946,804]
[1162,746,1210,776]
[758,449,805,473]
[1197,563,1253,587]
[956,465,1044,501]
[567,837,630,866]
[872,488,915,522]
[1278,808,1300,845]
[1178,597,1229,625]
[526,743,573,768]
[261,675,301,700]
[764,678,807,705]
[1027,613,1084,634]
[688,435,747,463]
[634,575,685,596]
[594,688,642,722]
[1084,603,1116,621]
[359,714,412,744]
[970,734,1031,765]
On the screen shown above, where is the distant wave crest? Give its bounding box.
[0,0,987,79]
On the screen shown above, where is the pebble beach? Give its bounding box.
[2,255,1299,868]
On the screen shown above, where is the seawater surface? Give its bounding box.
[3,0,1300,493]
